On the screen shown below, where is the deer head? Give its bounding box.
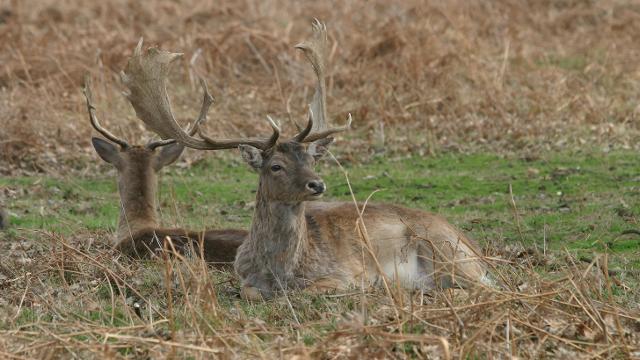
[237,19,350,202]
[84,74,198,188]
[238,113,350,202]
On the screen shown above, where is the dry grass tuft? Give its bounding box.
[2,0,640,172]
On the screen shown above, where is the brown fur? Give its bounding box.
[92,138,246,263]
[118,228,245,264]
[235,141,491,300]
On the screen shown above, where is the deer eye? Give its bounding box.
[270,164,283,172]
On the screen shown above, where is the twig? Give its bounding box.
[508,183,524,242]
[11,272,31,323]
[103,334,223,354]
[244,36,272,75]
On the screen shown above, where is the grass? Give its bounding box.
[1,149,639,358]
[1,0,640,357]
[4,149,639,266]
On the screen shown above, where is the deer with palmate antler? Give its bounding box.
[130,21,493,300]
[0,207,7,230]
[84,49,246,263]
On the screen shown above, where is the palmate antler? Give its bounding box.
[145,77,214,150]
[295,19,329,133]
[83,73,204,150]
[121,38,279,151]
[288,19,351,143]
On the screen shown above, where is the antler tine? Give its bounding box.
[124,39,278,151]
[187,77,214,136]
[299,113,352,144]
[295,18,329,133]
[83,74,130,148]
[146,77,213,149]
[198,116,280,151]
[292,108,314,142]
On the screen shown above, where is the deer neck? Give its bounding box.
[115,170,160,244]
[249,191,309,282]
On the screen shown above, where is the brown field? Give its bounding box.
[2,0,640,172]
[1,0,640,358]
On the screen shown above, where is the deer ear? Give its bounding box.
[307,137,333,160]
[153,143,184,170]
[239,145,263,170]
[92,137,122,166]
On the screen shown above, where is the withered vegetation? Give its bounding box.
[1,0,640,172]
[1,0,639,358]
[0,231,638,358]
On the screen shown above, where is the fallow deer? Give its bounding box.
[84,67,245,263]
[0,207,7,230]
[127,21,493,300]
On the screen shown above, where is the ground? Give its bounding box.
[1,0,640,358]
[1,150,639,358]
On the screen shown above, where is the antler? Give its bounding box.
[197,115,281,150]
[295,18,329,133]
[83,75,130,148]
[290,19,353,144]
[146,77,212,149]
[122,38,278,151]
[293,110,352,143]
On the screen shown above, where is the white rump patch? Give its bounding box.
[381,249,419,288]
[480,273,497,287]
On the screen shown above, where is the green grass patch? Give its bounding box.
[2,149,638,267]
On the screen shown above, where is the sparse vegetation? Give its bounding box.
[1,0,639,358]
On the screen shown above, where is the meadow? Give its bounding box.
[1,0,639,358]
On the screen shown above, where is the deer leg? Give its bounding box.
[305,277,344,294]
[240,286,264,302]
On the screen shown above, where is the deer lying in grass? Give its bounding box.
[0,207,7,230]
[235,116,494,300]
[84,73,245,263]
[129,21,493,300]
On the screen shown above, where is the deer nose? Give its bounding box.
[306,180,326,194]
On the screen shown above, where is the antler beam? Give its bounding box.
[83,75,130,148]
[122,38,278,151]
[146,77,213,149]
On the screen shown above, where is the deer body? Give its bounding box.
[122,21,491,299]
[305,202,481,290]
[237,201,487,296]
[90,138,246,264]
[235,142,489,300]
[100,143,247,262]
[84,58,247,263]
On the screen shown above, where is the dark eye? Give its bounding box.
[271,164,282,172]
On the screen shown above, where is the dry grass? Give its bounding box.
[2,0,640,173]
[0,230,638,358]
[2,1,640,358]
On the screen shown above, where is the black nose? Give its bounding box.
[306,180,325,194]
